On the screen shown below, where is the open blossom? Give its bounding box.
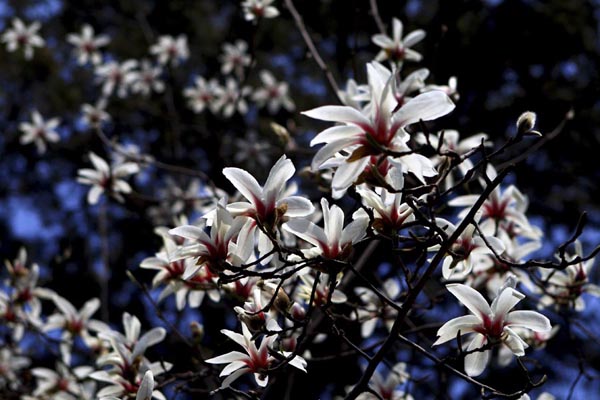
[434,216,505,280]
[252,70,295,113]
[206,322,306,388]
[91,313,169,399]
[539,241,600,311]
[43,295,107,365]
[213,78,251,117]
[220,40,251,78]
[27,364,95,400]
[169,202,254,275]
[242,0,280,21]
[355,179,415,235]
[77,152,140,204]
[284,198,368,261]
[19,110,61,154]
[223,155,314,228]
[95,60,138,98]
[183,76,221,113]
[355,278,400,337]
[449,166,541,240]
[372,18,425,64]
[81,100,111,128]
[0,348,30,390]
[296,272,347,306]
[303,62,454,194]
[67,24,109,65]
[149,34,189,66]
[131,60,165,96]
[1,18,45,60]
[140,230,220,309]
[433,279,551,377]
[354,362,412,400]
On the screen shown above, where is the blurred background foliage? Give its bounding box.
[0,0,599,398]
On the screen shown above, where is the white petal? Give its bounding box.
[223,167,263,205]
[505,310,551,332]
[394,91,455,127]
[447,284,492,317]
[463,335,489,377]
[302,105,371,127]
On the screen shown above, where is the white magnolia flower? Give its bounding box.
[223,155,314,228]
[213,78,251,117]
[284,198,367,261]
[30,364,94,400]
[337,78,370,110]
[356,180,415,234]
[449,166,541,240]
[81,100,111,128]
[101,370,160,400]
[468,231,539,298]
[4,252,55,323]
[169,202,254,276]
[539,241,600,311]
[0,348,30,389]
[422,76,459,101]
[77,152,140,205]
[241,0,280,21]
[296,272,347,306]
[303,62,454,194]
[1,18,45,60]
[433,280,551,377]
[95,60,138,98]
[434,216,505,280]
[150,34,189,66]
[206,322,306,388]
[252,70,295,113]
[19,110,61,154]
[183,76,221,113]
[354,362,412,400]
[67,24,109,65]
[131,60,165,96]
[355,278,401,337]
[372,18,425,64]
[92,314,169,400]
[141,230,220,309]
[220,40,251,78]
[43,295,107,365]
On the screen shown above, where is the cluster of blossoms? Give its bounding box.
[184,62,294,117]
[1,250,169,399]
[3,2,599,399]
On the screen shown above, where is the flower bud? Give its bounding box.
[516,111,541,137]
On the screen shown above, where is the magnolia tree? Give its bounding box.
[1,1,599,400]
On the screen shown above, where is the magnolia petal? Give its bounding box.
[447,284,492,317]
[263,156,295,206]
[503,327,527,356]
[332,157,370,192]
[310,124,363,146]
[223,167,263,205]
[505,310,551,332]
[464,334,489,377]
[433,314,481,345]
[280,196,315,217]
[283,219,327,249]
[394,91,455,127]
[491,287,524,320]
[311,137,359,170]
[340,217,368,245]
[206,351,248,365]
[302,105,371,127]
[402,29,426,47]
